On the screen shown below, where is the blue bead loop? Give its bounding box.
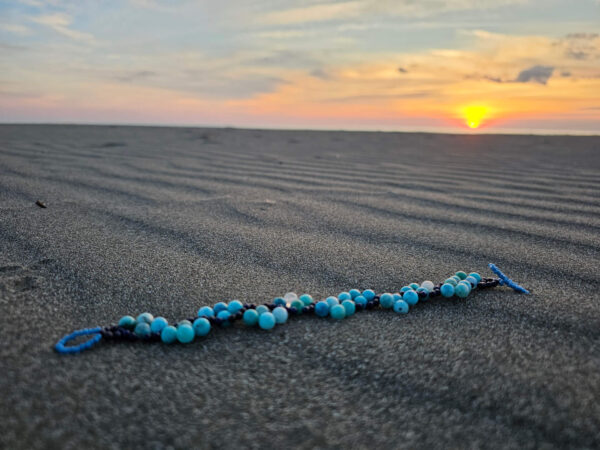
[488,263,530,294]
[55,327,103,354]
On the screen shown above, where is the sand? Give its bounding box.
[1,124,599,449]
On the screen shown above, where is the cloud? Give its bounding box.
[115,70,157,83]
[310,68,330,79]
[397,67,408,73]
[30,13,95,42]
[514,65,554,84]
[260,2,363,25]
[0,23,31,35]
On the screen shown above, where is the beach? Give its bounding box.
[1,124,599,449]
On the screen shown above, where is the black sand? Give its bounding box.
[1,125,599,449]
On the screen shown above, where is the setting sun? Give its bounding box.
[462,105,489,129]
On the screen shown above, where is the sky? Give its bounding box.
[1,0,599,134]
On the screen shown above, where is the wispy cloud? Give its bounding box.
[261,2,363,25]
[30,13,95,43]
[514,65,554,84]
[0,23,31,35]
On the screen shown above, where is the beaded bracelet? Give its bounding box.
[55,263,529,355]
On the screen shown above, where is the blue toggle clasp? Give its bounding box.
[488,263,530,294]
[55,327,103,354]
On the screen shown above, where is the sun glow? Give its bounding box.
[462,105,489,129]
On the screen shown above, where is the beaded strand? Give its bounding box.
[55,263,528,354]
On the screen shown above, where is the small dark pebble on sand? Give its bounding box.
[35,200,47,208]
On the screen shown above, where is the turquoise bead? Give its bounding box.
[272,306,289,324]
[193,317,211,336]
[349,289,361,299]
[134,322,151,338]
[315,301,330,317]
[258,312,276,330]
[393,300,409,314]
[326,296,339,308]
[150,317,168,334]
[338,292,351,301]
[403,290,419,306]
[409,283,419,290]
[160,325,178,344]
[243,309,259,326]
[299,294,313,305]
[451,275,461,284]
[227,300,244,313]
[256,305,270,315]
[291,299,304,312]
[379,293,394,309]
[362,289,375,301]
[217,310,231,321]
[465,276,478,287]
[393,293,402,301]
[441,283,455,297]
[353,295,367,308]
[273,297,286,306]
[118,315,136,329]
[178,320,192,327]
[400,286,412,293]
[444,278,458,287]
[455,283,470,298]
[197,306,214,318]
[468,272,481,283]
[213,302,228,314]
[455,271,468,280]
[417,287,429,300]
[136,312,154,324]
[330,304,346,320]
[341,299,356,316]
[176,324,195,343]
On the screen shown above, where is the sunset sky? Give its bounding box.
[1,0,599,133]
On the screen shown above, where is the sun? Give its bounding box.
[462,105,489,129]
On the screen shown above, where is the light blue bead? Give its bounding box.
[409,283,419,290]
[197,306,214,318]
[416,287,429,300]
[161,325,178,344]
[349,289,361,299]
[150,317,168,334]
[465,276,478,287]
[213,302,228,314]
[243,309,259,325]
[400,286,412,293]
[455,283,470,298]
[228,300,244,313]
[258,312,276,330]
[136,312,154,324]
[178,320,192,327]
[403,290,419,306]
[444,278,458,287]
[315,301,330,317]
[193,317,211,336]
[455,271,468,280]
[273,297,286,306]
[393,300,409,314]
[299,294,313,306]
[326,296,339,308]
[177,324,195,343]
[330,304,346,320]
[353,295,367,308]
[118,315,136,329]
[392,293,402,301]
[134,322,151,338]
[362,289,375,301]
[256,305,270,315]
[468,272,481,283]
[451,275,462,284]
[341,299,356,316]
[441,283,455,297]
[272,306,289,324]
[338,292,351,301]
[379,293,394,309]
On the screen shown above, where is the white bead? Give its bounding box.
[283,292,298,304]
[421,280,435,292]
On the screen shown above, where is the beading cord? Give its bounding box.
[55,263,529,355]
